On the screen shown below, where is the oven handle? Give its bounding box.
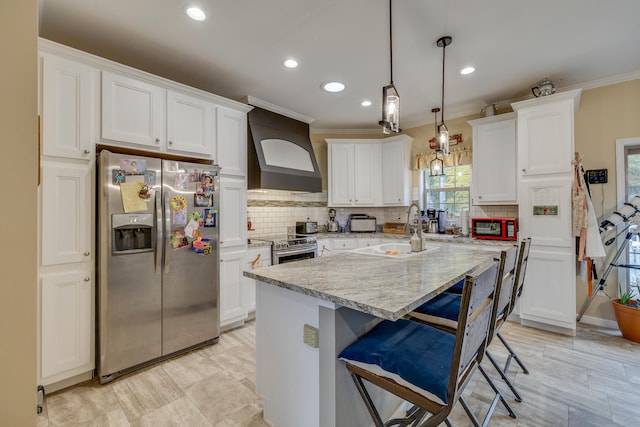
[274,246,317,257]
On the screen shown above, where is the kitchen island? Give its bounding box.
[244,243,499,427]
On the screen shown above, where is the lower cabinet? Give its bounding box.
[40,268,93,385]
[220,249,246,327]
[243,246,272,313]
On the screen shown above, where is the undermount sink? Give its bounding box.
[350,242,440,259]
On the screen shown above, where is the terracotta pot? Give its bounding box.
[611,299,640,344]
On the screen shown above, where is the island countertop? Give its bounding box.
[244,244,498,321]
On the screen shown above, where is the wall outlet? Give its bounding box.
[303,324,319,348]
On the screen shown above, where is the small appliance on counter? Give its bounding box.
[327,208,339,232]
[296,219,318,234]
[349,214,376,233]
[471,217,518,241]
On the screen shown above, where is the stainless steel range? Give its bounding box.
[269,236,317,264]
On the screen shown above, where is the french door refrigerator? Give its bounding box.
[97,149,220,383]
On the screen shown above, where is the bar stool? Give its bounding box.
[484,238,532,402]
[408,246,519,425]
[338,260,500,427]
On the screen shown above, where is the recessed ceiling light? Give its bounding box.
[460,66,475,75]
[283,59,298,69]
[186,6,206,21]
[322,82,345,93]
[361,100,372,107]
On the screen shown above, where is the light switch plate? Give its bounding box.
[303,324,319,348]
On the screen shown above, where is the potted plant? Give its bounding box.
[611,285,640,343]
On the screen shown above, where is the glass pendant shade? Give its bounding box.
[437,122,449,154]
[380,84,400,134]
[430,155,444,176]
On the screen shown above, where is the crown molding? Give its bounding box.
[242,96,315,124]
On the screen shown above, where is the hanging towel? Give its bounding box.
[572,153,605,261]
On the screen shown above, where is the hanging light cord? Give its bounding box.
[389,0,393,85]
[440,42,446,124]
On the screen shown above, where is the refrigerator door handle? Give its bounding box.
[155,191,162,274]
[164,192,171,274]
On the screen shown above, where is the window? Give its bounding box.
[422,164,471,217]
[625,146,640,298]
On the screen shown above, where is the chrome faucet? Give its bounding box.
[406,201,423,250]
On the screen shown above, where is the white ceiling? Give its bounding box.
[39,0,640,132]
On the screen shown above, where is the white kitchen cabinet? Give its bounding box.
[41,163,92,266]
[381,135,412,206]
[243,246,272,313]
[166,90,214,156]
[40,269,93,383]
[511,89,581,335]
[41,54,98,161]
[220,249,246,326]
[515,90,581,177]
[216,107,247,177]
[316,238,333,257]
[356,238,383,248]
[469,113,517,205]
[219,176,248,249]
[327,140,381,206]
[332,239,358,253]
[101,71,165,149]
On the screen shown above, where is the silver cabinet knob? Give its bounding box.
[522,169,526,172]
[168,141,173,146]
[84,251,90,256]
[84,149,90,154]
[155,138,160,144]
[478,196,482,199]
[84,277,90,282]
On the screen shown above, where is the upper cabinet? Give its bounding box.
[166,90,215,157]
[216,107,247,176]
[381,135,412,206]
[327,135,412,207]
[512,90,581,177]
[41,54,98,161]
[101,71,165,150]
[469,113,517,205]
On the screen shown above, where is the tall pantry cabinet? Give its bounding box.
[512,89,582,334]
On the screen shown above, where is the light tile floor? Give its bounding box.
[38,320,640,426]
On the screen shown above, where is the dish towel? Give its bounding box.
[572,153,605,261]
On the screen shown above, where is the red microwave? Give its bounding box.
[471,217,518,241]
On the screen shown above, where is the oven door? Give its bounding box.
[273,246,316,264]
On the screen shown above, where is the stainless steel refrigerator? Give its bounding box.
[97,149,220,383]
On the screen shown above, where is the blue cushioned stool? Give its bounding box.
[339,260,500,427]
[408,246,520,425]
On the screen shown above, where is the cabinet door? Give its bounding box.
[102,71,164,148]
[519,247,575,331]
[41,54,97,160]
[220,250,247,325]
[216,107,247,176]
[243,247,272,312]
[219,176,247,248]
[353,143,381,205]
[381,140,410,205]
[329,144,354,206]
[166,90,214,156]
[517,100,574,176]
[41,163,92,265]
[471,116,517,204]
[41,270,93,380]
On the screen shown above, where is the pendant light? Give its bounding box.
[436,36,452,154]
[430,108,445,176]
[379,0,400,134]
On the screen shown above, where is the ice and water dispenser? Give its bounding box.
[112,213,154,253]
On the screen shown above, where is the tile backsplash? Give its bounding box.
[247,189,518,239]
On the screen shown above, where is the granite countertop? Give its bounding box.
[312,231,514,247]
[244,244,497,321]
